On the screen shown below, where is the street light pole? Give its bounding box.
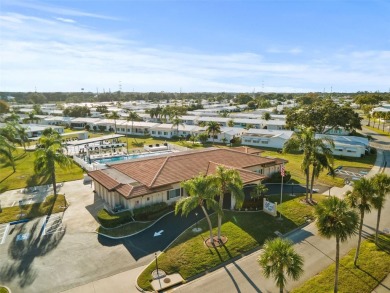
[195,212,198,229]
[155,252,159,278]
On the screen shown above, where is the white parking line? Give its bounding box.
[0,224,10,245]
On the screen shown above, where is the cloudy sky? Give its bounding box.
[1,0,389,93]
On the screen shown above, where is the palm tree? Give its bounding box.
[0,134,16,172]
[34,128,71,197]
[309,150,334,201]
[371,173,390,245]
[126,111,141,135]
[283,127,332,202]
[172,116,183,136]
[346,177,375,266]
[4,112,20,123]
[107,112,120,133]
[15,125,30,153]
[258,238,304,293]
[250,182,268,202]
[177,174,221,245]
[206,121,221,144]
[210,166,244,241]
[315,197,358,292]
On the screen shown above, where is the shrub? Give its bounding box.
[370,147,377,154]
[240,200,263,210]
[97,209,133,228]
[133,202,169,221]
[263,170,291,183]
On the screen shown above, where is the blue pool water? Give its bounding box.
[93,151,173,164]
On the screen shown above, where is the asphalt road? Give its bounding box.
[99,207,204,260]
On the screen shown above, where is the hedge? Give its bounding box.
[133,202,169,221]
[97,209,133,228]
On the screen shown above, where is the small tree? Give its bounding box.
[250,182,268,202]
[258,238,303,293]
[177,174,221,245]
[198,132,208,144]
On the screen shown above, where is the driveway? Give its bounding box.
[0,180,205,293]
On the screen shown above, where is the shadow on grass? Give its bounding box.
[0,220,66,288]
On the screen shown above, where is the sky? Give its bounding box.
[0,0,389,93]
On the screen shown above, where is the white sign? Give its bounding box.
[263,199,277,217]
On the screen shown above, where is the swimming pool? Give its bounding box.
[93,150,173,164]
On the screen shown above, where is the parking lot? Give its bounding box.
[0,180,154,293]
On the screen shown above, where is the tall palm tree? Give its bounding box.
[309,151,334,201]
[371,173,390,245]
[315,197,359,293]
[0,134,16,172]
[107,112,120,133]
[4,112,20,123]
[284,126,333,202]
[346,177,375,266]
[34,128,71,197]
[258,238,304,293]
[15,125,30,153]
[206,121,221,144]
[126,110,141,135]
[177,174,221,245]
[172,116,183,137]
[210,166,244,241]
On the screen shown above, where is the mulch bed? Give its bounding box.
[204,235,228,248]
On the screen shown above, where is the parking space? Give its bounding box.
[0,179,150,293]
[0,223,10,245]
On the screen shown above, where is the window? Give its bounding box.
[167,188,181,200]
[164,132,168,135]
[252,140,259,143]
[261,140,269,144]
[158,131,162,135]
[147,197,150,201]
[244,139,251,143]
[152,131,156,134]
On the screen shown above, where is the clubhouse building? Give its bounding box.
[88,147,285,212]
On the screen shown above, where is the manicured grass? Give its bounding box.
[0,287,9,293]
[268,194,327,225]
[97,221,153,237]
[293,235,390,293]
[365,125,390,137]
[0,194,67,224]
[261,149,376,187]
[0,149,84,192]
[137,210,301,291]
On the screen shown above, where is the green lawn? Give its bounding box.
[0,149,84,192]
[137,200,316,291]
[0,194,67,224]
[293,235,390,293]
[261,149,376,187]
[364,125,390,137]
[0,287,9,293]
[97,221,153,237]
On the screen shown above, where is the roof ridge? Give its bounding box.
[149,156,170,187]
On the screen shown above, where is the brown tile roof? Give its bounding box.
[205,161,266,184]
[111,148,278,188]
[89,170,121,190]
[230,146,264,155]
[89,148,284,199]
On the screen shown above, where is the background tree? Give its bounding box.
[95,105,109,114]
[227,119,234,127]
[126,111,141,135]
[262,112,271,121]
[206,121,221,144]
[34,128,71,197]
[177,174,221,245]
[371,173,390,244]
[258,238,304,293]
[0,100,10,114]
[63,105,91,118]
[286,99,362,133]
[315,197,358,293]
[346,178,375,266]
[210,166,244,240]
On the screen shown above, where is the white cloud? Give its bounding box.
[55,17,76,24]
[0,11,389,93]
